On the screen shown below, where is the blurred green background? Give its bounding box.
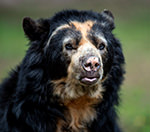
[0,0,150,131]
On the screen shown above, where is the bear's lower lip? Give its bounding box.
[80,77,98,85]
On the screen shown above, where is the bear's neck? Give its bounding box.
[56,95,101,132]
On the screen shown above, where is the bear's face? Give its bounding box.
[23,10,115,100]
[48,21,106,85]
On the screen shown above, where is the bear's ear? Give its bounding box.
[100,9,115,30]
[23,17,49,41]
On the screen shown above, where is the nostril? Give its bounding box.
[83,62,93,72]
[96,63,100,71]
[84,62,92,68]
[95,63,99,67]
[94,62,100,70]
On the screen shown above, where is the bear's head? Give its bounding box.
[22,10,124,100]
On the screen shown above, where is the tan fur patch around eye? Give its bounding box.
[71,21,95,46]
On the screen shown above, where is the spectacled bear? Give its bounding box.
[0,9,125,132]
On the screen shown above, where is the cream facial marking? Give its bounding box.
[46,24,70,48]
[63,36,72,44]
[95,33,108,54]
[95,33,108,46]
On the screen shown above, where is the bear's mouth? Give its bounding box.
[80,77,99,85]
[80,74,101,85]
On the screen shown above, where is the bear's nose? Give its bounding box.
[82,56,100,72]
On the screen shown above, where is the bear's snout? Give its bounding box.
[82,56,100,72]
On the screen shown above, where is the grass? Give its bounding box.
[0,20,27,59]
[114,14,150,132]
[0,7,150,132]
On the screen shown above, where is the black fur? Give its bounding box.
[0,10,125,132]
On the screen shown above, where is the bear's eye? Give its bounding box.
[65,43,73,50]
[99,42,106,50]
